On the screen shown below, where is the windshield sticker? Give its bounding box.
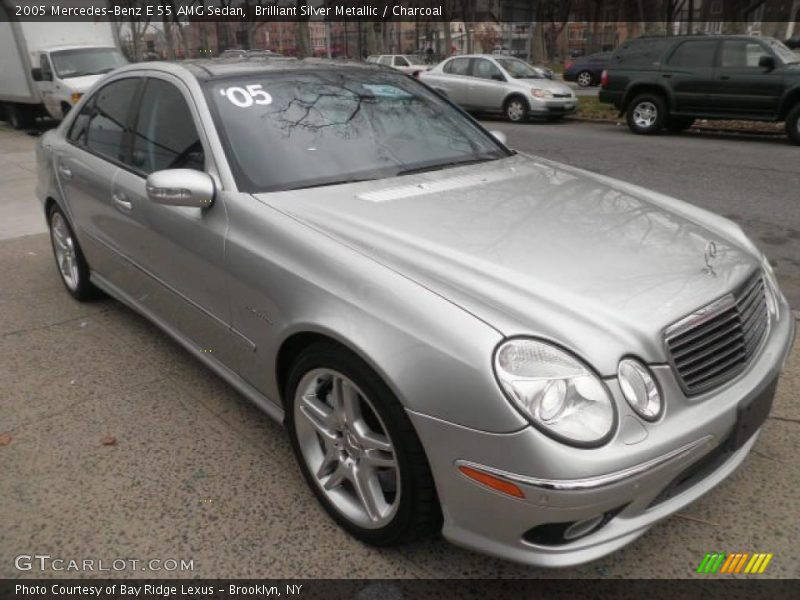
[362,84,413,99]
[219,84,273,108]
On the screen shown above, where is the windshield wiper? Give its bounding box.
[284,176,379,191]
[396,156,501,177]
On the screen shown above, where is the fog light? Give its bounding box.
[563,514,604,541]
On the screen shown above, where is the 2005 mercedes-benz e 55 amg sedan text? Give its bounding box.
[36,58,795,567]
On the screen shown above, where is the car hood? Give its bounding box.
[256,154,760,374]
[60,74,107,93]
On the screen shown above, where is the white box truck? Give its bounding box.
[0,1,126,128]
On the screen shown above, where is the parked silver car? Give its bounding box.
[36,58,794,567]
[365,54,432,77]
[420,54,576,122]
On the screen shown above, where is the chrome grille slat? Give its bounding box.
[665,273,769,395]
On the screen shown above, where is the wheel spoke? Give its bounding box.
[315,444,340,479]
[362,448,396,469]
[322,461,349,490]
[352,463,384,522]
[298,392,338,443]
[357,429,392,453]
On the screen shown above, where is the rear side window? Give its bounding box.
[377,56,392,66]
[73,78,140,163]
[666,40,717,68]
[394,56,410,67]
[131,79,204,174]
[444,57,470,75]
[614,39,673,67]
[720,41,770,67]
[472,59,503,80]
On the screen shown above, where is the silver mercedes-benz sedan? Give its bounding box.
[420,54,576,122]
[36,58,794,567]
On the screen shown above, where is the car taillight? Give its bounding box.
[600,69,609,88]
[565,60,574,71]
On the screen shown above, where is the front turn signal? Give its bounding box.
[458,465,525,499]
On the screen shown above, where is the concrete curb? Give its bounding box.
[566,116,785,137]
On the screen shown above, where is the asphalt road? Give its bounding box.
[481,118,800,308]
[1,120,799,580]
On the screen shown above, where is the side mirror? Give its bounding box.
[146,169,215,208]
[759,55,775,70]
[490,130,508,146]
[31,68,42,81]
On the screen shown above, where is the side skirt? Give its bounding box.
[90,270,286,425]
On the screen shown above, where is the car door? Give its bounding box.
[56,77,147,293]
[109,74,237,367]
[659,39,719,112]
[710,39,783,116]
[436,57,472,105]
[466,58,507,111]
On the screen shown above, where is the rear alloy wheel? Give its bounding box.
[48,205,100,301]
[576,71,593,87]
[627,94,667,135]
[786,104,800,146]
[505,96,529,123]
[286,342,441,546]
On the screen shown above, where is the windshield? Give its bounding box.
[496,58,541,79]
[51,48,128,78]
[768,39,800,64]
[206,70,508,193]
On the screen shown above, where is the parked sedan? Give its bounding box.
[420,54,576,121]
[564,52,612,86]
[365,54,432,77]
[37,58,794,567]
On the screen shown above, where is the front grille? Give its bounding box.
[552,92,572,98]
[665,273,769,396]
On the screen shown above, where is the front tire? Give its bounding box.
[504,96,529,123]
[626,94,667,135]
[285,341,441,546]
[48,205,100,301]
[786,104,800,146]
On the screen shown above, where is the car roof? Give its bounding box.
[113,56,394,82]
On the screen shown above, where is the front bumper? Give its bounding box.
[409,300,795,568]
[529,99,577,116]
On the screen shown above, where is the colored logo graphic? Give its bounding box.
[696,552,773,574]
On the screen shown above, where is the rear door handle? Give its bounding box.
[112,191,133,213]
[57,164,72,180]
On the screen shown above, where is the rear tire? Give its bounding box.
[285,341,441,546]
[7,103,34,130]
[47,204,101,301]
[504,96,529,123]
[786,104,800,146]
[626,94,667,135]
[576,71,593,87]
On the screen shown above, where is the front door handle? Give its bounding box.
[112,191,133,213]
[58,164,72,180]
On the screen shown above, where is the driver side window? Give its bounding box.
[131,78,205,175]
[472,59,503,81]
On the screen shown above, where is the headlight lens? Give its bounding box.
[531,88,553,99]
[494,339,615,445]
[617,359,661,421]
[761,255,781,318]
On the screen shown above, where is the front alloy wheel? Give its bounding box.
[626,94,666,135]
[577,71,593,87]
[48,205,100,300]
[286,342,441,546]
[294,368,400,529]
[505,97,528,122]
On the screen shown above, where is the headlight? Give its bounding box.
[531,88,553,99]
[761,255,781,318]
[617,358,661,421]
[494,339,616,446]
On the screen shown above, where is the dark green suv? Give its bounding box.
[599,35,800,144]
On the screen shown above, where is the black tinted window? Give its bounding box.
[444,58,470,75]
[131,79,204,174]
[80,78,139,162]
[720,41,770,67]
[666,41,717,68]
[614,39,673,66]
